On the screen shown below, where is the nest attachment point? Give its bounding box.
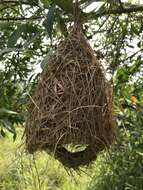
[24,19,115,169]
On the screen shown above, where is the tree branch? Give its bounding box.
[0,0,38,6]
[122,48,143,62]
[0,16,44,21]
[86,5,143,20]
[0,4,143,22]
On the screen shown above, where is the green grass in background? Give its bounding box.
[0,128,94,190]
[1,126,142,190]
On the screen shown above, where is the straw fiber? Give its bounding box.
[25,16,115,169]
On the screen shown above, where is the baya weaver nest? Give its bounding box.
[25,0,115,169]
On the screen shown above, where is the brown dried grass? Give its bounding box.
[24,27,115,169]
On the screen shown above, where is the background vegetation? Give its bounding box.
[0,0,143,189]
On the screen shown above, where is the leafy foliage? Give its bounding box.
[89,82,143,190]
[0,0,143,189]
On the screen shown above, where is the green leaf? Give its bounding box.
[28,0,39,6]
[0,48,23,56]
[43,4,55,40]
[0,108,18,116]
[0,119,16,135]
[0,128,6,138]
[40,0,50,8]
[7,24,27,48]
[19,0,25,15]
[7,24,38,48]
[136,151,143,156]
[13,133,17,141]
[131,23,140,35]
[136,143,143,153]
[54,0,73,14]
[129,58,142,74]
[57,15,68,37]
[116,67,129,82]
[96,3,106,14]
[137,41,141,48]
[0,22,13,30]
[23,33,40,49]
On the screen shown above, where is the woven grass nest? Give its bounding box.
[25,15,115,169]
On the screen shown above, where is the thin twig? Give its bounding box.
[122,48,143,62]
[0,5,143,21]
[0,16,44,21]
[86,5,143,19]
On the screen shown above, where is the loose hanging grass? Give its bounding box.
[24,0,115,169]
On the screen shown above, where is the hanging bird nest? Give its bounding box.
[24,1,115,169]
